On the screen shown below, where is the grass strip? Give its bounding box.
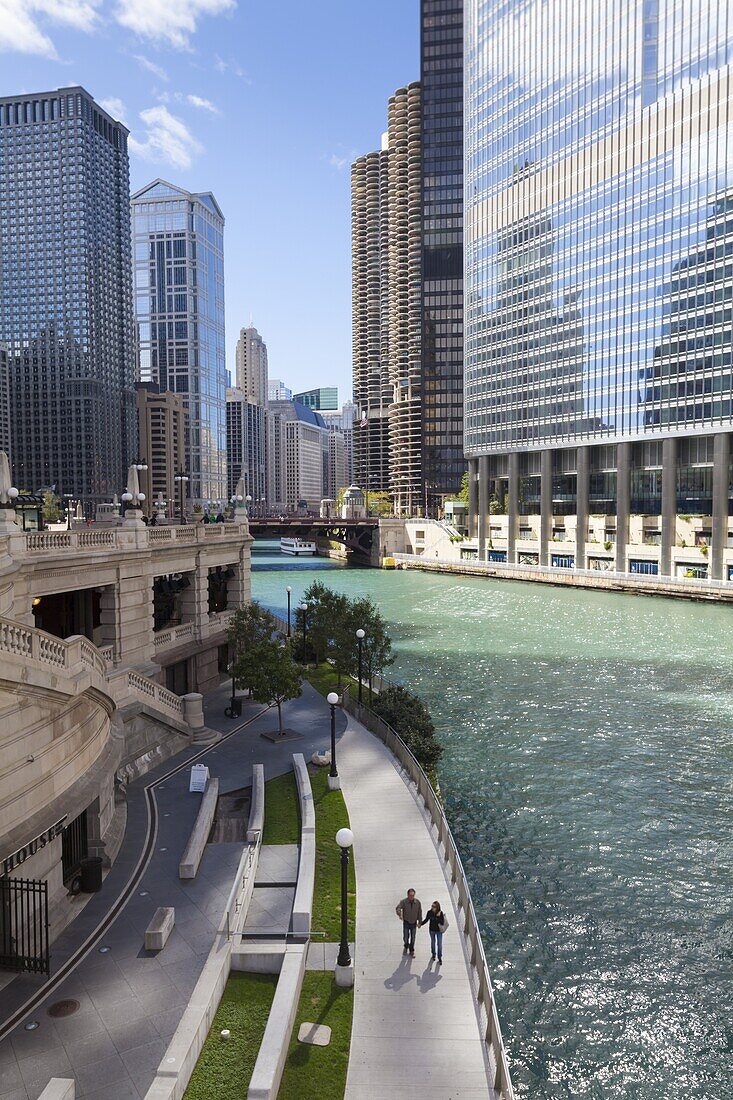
[184,972,277,1100]
[305,661,377,706]
[262,769,300,844]
[310,765,355,942]
[277,971,354,1099]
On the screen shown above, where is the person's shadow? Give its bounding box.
[416,959,443,993]
[384,953,417,992]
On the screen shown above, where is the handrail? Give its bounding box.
[21,522,247,555]
[342,687,514,1099]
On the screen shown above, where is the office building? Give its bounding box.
[0,87,136,502]
[0,349,9,461]
[132,180,227,504]
[135,382,187,516]
[268,379,292,401]
[464,0,733,582]
[293,386,338,411]
[322,400,355,486]
[327,430,347,500]
[235,325,268,406]
[226,386,266,508]
[267,400,328,511]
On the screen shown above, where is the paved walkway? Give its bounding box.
[338,712,492,1100]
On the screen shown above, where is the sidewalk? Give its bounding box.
[338,711,493,1100]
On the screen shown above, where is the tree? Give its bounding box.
[349,596,393,692]
[366,491,392,517]
[42,490,62,523]
[246,639,303,736]
[371,684,443,771]
[457,472,469,503]
[303,581,346,665]
[228,601,276,692]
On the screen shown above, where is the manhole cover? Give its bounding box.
[47,999,80,1019]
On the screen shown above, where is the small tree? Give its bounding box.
[229,601,276,693]
[366,491,392,517]
[246,639,303,736]
[457,471,469,504]
[42,490,62,523]
[350,596,393,693]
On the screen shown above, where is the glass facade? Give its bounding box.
[0,86,136,501]
[421,0,465,504]
[465,2,733,455]
[132,181,226,502]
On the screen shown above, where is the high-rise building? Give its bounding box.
[327,431,347,500]
[464,1,733,582]
[293,386,338,411]
[322,400,355,486]
[421,0,464,509]
[235,326,268,406]
[226,386,266,507]
[132,180,226,504]
[135,383,187,516]
[352,85,423,515]
[0,349,10,461]
[0,87,136,501]
[268,379,292,402]
[267,400,328,511]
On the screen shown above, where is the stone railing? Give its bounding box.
[24,529,117,552]
[343,688,514,1099]
[0,619,107,680]
[127,670,185,721]
[98,643,114,664]
[153,621,197,650]
[20,522,246,557]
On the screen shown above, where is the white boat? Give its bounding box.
[280,537,317,556]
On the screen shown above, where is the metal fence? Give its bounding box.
[342,688,514,1099]
[0,877,50,975]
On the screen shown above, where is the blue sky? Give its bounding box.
[0,0,419,401]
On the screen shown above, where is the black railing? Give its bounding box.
[0,877,50,975]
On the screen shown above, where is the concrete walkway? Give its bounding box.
[338,712,492,1100]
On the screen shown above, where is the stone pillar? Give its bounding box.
[116,557,156,668]
[660,436,677,578]
[615,441,632,573]
[467,458,479,538]
[540,450,552,567]
[711,431,729,582]
[98,586,118,660]
[477,456,488,561]
[507,452,519,564]
[575,445,590,570]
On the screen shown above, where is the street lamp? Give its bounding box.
[355,628,365,705]
[286,586,292,637]
[245,494,252,515]
[327,691,340,789]
[299,602,308,663]
[335,828,354,978]
[224,661,242,719]
[174,470,189,524]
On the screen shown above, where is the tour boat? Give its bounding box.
[280,537,317,556]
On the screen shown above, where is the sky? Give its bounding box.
[0,0,419,403]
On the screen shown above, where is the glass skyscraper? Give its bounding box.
[0,86,136,502]
[464,2,733,582]
[131,180,227,503]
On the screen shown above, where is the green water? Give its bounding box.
[251,542,733,1099]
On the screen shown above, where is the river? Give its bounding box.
[251,540,732,1100]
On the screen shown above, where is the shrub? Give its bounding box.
[370,684,443,772]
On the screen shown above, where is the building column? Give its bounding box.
[477,456,488,561]
[660,437,677,578]
[575,445,590,570]
[468,458,479,538]
[507,452,519,565]
[615,442,632,574]
[711,431,730,582]
[540,450,552,567]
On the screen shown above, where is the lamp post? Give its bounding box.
[174,470,189,524]
[299,602,308,663]
[224,661,241,719]
[245,494,252,515]
[355,628,365,705]
[335,828,354,984]
[327,691,340,789]
[286,586,292,637]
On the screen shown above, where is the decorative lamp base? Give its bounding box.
[334,963,354,988]
[327,774,341,791]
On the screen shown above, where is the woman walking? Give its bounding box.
[421,900,448,963]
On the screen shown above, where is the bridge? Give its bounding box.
[248,517,379,558]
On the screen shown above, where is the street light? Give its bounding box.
[356,628,365,705]
[299,602,308,663]
[224,661,241,719]
[286,586,292,637]
[327,691,340,789]
[245,494,252,515]
[335,828,354,975]
[174,470,189,525]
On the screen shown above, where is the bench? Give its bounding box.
[145,906,175,951]
[179,778,219,879]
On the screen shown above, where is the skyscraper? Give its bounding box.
[235,325,268,406]
[132,180,226,503]
[464,1,733,581]
[226,386,266,506]
[267,400,329,512]
[0,87,135,501]
[293,387,338,411]
[135,382,187,516]
[268,379,292,401]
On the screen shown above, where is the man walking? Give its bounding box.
[396,888,422,956]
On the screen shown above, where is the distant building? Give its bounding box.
[322,401,355,486]
[293,386,338,411]
[267,400,328,512]
[226,386,266,508]
[0,349,10,462]
[328,431,347,500]
[131,179,227,504]
[135,383,188,516]
[235,326,268,407]
[268,379,292,401]
[1,86,136,502]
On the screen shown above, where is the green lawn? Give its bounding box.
[278,973,354,1100]
[310,766,356,942]
[262,770,300,844]
[184,973,277,1100]
[304,662,377,706]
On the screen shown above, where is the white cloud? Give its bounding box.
[186,94,219,114]
[99,95,127,122]
[328,150,356,172]
[133,53,168,81]
[115,0,235,50]
[128,105,202,170]
[0,0,99,59]
[214,53,249,81]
